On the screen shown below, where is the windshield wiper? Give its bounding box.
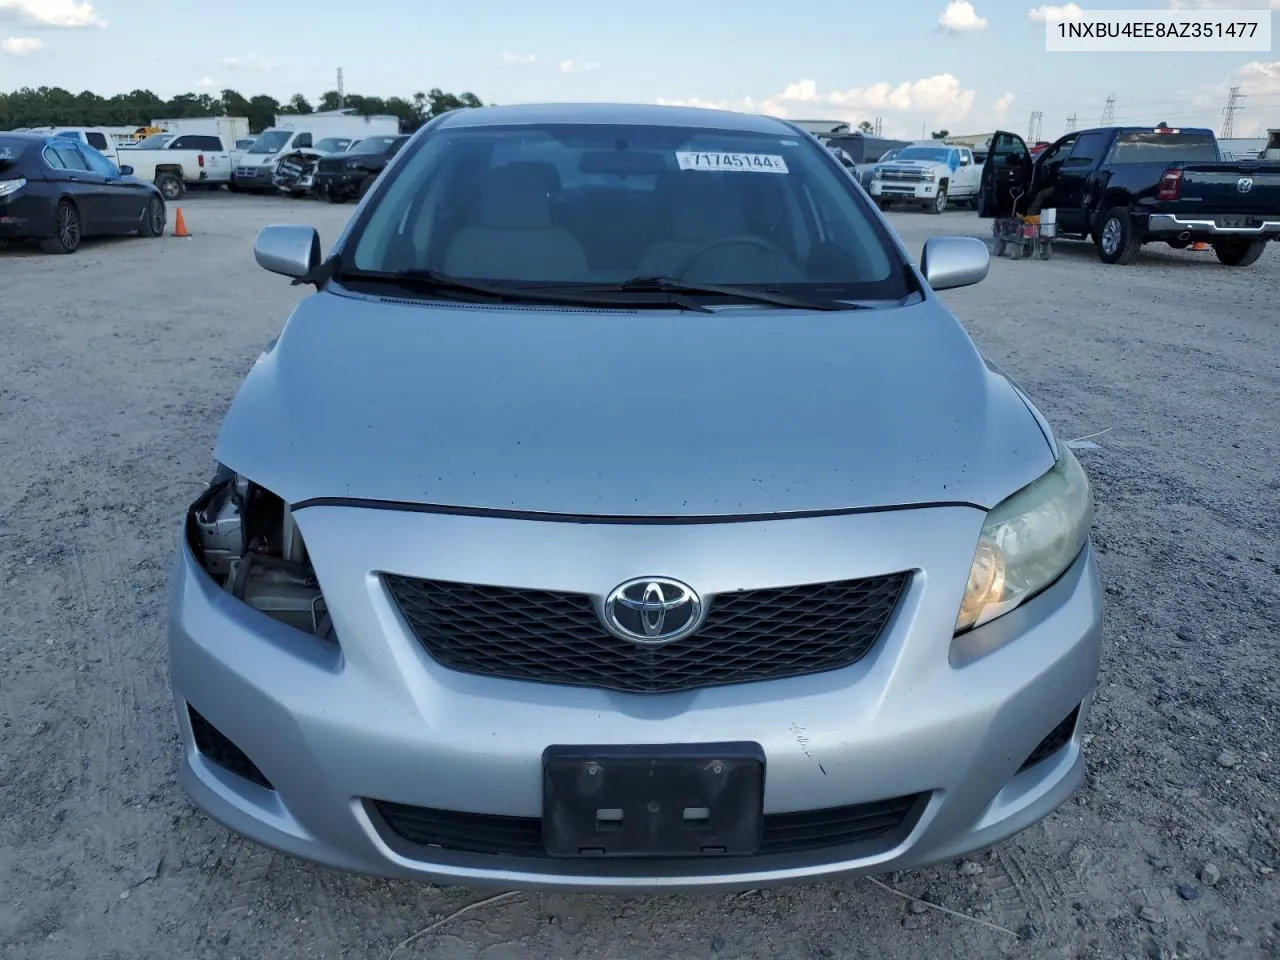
[332,267,714,312]
[551,277,858,311]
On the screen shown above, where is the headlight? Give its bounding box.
[873,167,884,176]
[955,446,1093,634]
[922,170,936,181]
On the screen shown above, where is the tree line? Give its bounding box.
[1,86,484,134]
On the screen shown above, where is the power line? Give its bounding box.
[1221,85,1245,138]
[1100,93,1115,126]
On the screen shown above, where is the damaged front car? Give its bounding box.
[270,149,325,198]
[168,103,1103,895]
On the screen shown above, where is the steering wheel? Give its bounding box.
[674,234,792,278]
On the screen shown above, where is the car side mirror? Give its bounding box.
[118,165,133,176]
[254,224,321,280]
[959,157,970,166]
[920,236,989,291]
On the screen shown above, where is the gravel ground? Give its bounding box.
[1,193,1277,960]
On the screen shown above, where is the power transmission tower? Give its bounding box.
[1066,113,1077,133]
[1100,93,1115,126]
[1221,86,1245,139]
[1028,110,1043,142]
[337,67,345,109]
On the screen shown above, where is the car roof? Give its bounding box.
[431,102,800,135]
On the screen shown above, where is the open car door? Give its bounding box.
[979,130,1032,218]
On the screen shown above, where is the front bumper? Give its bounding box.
[314,171,363,194]
[870,180,938,202]
[1146,212,1280,238]
[232,166,275,189]
[167,505,1104,892]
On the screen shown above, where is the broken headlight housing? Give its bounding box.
[955,445,1093,634]
[186,465,336,643]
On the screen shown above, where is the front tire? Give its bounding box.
[41,199,82,254]
[930,183,948,215]
[139,196,166,237]
[155,173,184,202]
[1212,238,1266,267]
[1095,207,1140,264]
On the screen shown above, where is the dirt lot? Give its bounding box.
[1,193,1277,960]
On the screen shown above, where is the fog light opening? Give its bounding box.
[1017,705,1081,774]
[187,705,274,790]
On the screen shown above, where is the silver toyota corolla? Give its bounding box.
[168,102,1102,893]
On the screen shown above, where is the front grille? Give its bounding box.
[880,169,926,182]
[370,793,926,859]
[384,573,909,694]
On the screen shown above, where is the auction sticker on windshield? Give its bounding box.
[676,152,789,173]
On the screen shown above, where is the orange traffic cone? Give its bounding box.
[1189,241,1209,251]
[173,208,190,238]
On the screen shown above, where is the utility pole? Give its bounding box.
[1028,110,1043,142]
[337,67,345,110]
[874,116,882,137]
[1221,85,1245,139]
[1100,93,1115,126]
[1066,113,1077,133]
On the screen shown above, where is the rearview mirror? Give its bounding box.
[118,164,133,176]
[920,236,989,291]
[254,224,321,279]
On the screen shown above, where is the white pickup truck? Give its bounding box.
[869,142,983,214]
[119,133,239,200]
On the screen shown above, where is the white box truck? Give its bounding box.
[231,112,400,192]
[151,116,251,146]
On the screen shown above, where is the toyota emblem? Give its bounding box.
[602,577,703,645]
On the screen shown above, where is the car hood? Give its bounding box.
[214,290,1055,517]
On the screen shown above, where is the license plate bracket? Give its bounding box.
[542,742,765,858]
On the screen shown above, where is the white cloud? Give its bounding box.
[1231,58,1280,94]
[993,91,1015,121]
[0,0,103,27]
[498,51,537,65]
[2,34,42,52]
[1027,3,1086,21]
[220,54,278,72]
[656,75,993,140]
[1167,0,1278,8]
[939,1,988,31]
[558,60,601,74]
[197,76,217,89]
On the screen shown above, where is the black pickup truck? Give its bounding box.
[979,125,1280,266]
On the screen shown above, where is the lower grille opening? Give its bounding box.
[369,793,927,860]
[187,706,274,790]
[1017,705,1080,774]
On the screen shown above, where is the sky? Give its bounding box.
[1,0,1278,142]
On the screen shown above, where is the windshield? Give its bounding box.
[351,135,398,154]
[315,137,354,153]
[345,122,907,299]
[132,134,173,149]
[878,149,900,163]
[1112,132,1219,163]
[247,130,292,154]
[894,147,952,163]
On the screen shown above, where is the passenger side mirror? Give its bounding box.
[959,156,970,166]
[254,224,321,280]
[118,165,133,176]
[920,236,989,291]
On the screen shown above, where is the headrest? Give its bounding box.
[478,163,554,229]
[671,176,749,241]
